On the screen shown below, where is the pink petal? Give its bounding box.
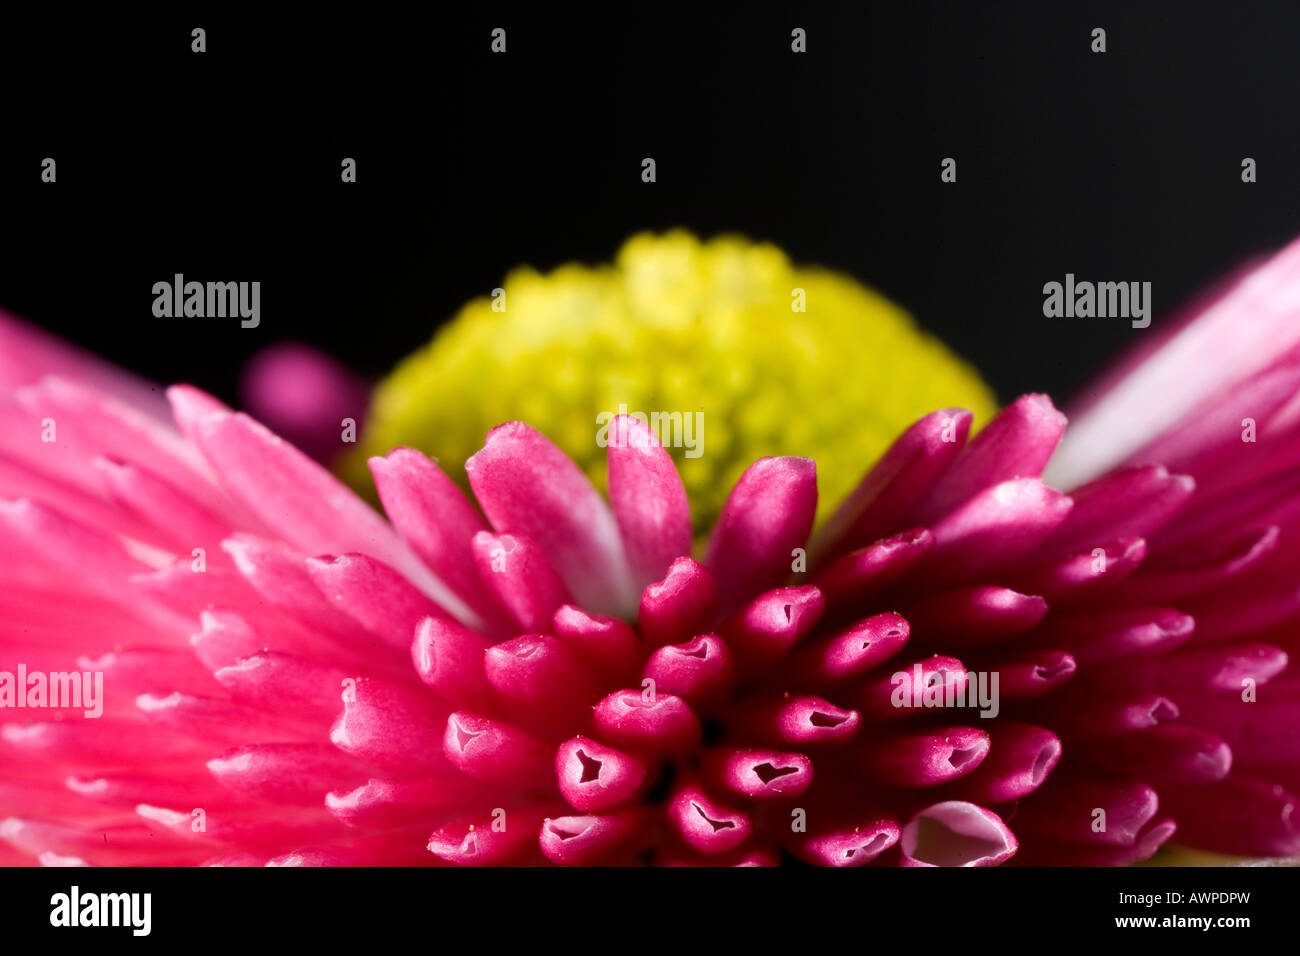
[912,394,1067,523]
[552,605,642,685]
[941,721,1061,803]
[410,616,492,709]
[904,586,1047,648]
[329,679,450,772]
[1159,775,1300,857]
[925,479,1073,583]
[637,556,718,648]
[441,712,554,789]
[700,747,814,799]
[605,414,692,589]
[643,634,734,707]
[782,611,910,686]
[538,808,650,865]
[591,689,702,757]
[899,801,1017,867]
[483,634,602,733]
[307,552,448,649]
[368,448,508,632]
[472,531,571,633]
[810,409,970,564]
[190,409,475,625]
[554,736,651,812]
[853,726,990,789]
[812,528,933,621]
[704,457,817,615]
[466,422,636,616]
[722,694,861,748]
[667,780,751,854]
[719,585,825,678]
[1047,236,1300,488]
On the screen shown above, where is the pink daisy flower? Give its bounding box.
[2,239,1299,867]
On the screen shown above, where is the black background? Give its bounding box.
[2,2,1298,407]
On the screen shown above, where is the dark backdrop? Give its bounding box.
[2,2,1298,407]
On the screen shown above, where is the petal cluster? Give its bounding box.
[2,236,1299,867]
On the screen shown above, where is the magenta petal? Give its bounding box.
[368,448,508,633]
[704,457,817,615]
[427,805,550,865]
[472,531,571,633]
[643,634,735,707]
[410,616,492,709]
[667,780,751,854]
[1131,354,1300,476]
[810,409,971,564]
[554,736,651,812]
[308,552,448,649]
[638,556,718,648]
[781,803,900,867]
[912,394,1068,523]
[899,801,1017,867]
[925,479,1073,583]
[1112,525,1279,604]
[465,421,636,616]
[857,655,969,722]
[605,414,693,589]
[1013,817,1177,866]
[720,585,825,678]
[1011,776,1160,847]
[552,605,643,685]
[966,649,1077,703]
[1013,537,1147,602]
[783,611,910,686]
[812,528,934,620]
[207,743,367,805]
[701,747,814,799]
[905,586,1047,648]
[483,634,602,732]
[591,689,702,757]
[1029,692,1179,740]
[538,807,649,865]
[329,679,450,771]
[724,694,861,748]
[854,726,991,789]
[1076,724,1233,785]
[190,409,475,624]
[1032,606,1194,666]
[1044,465,1195,554]
[1094,641,1287,697]
[1045,235,1300,488]
[1159,775,1300,857]
[1175,677,1300,767]
[941,721,1061,803]
[441,712,555,788]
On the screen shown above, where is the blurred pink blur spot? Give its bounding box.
[240,343,369,464]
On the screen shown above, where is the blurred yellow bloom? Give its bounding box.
[348,231,997,533]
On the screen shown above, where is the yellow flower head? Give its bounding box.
[349,231,997,533]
